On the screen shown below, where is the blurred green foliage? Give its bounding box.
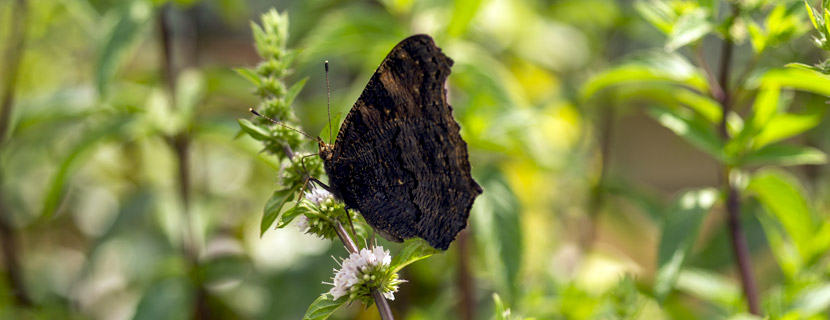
[1,0,830,319]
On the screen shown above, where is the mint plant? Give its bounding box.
[235,10,436,320]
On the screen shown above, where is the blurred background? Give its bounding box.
[1,0,828,319]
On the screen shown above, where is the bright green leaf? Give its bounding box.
[493,293,508,320]
[676,268,741,308]
[762,68,830,97]
[261,186,300,236]
[303,294,347,320]
[581,52,708,100]
[666,9,712,51]
[237,119,272,141]
[806,1,820,31]
[654,188,718,302]
[447,0,482,37]
[748,169,816,260]
[741,144,827,167]
[791,284,830,316]
[755,113,821,148]
[647,107,723,160]
[390,238,439,274]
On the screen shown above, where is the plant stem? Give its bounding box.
[716,4,760,315]
[158,6,208,319]
[457,231,474,320]
[0,0,32,308]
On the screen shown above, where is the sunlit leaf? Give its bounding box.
[390,238,439,273]
[303,294,347,320]
[666,9,712,51]
[791,284,830,316]
[762,68,830,97]
[741,144,827,167]
[261,186,300,235]
[676,268,741,308]
[748,169,816,260]
[654,188,718,303]
[447,0,482,37]
[581,51,708,100]
[754,113,821,148]
[97,1,152,95]
[493,293,509,320]
[647,107,723,160]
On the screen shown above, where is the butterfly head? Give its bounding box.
[318,137,334,161]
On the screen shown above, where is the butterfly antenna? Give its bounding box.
[325,61,333,144]
[249,108,319,142]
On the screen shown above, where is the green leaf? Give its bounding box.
[654,188,718,303]
[303,294,347,320]
[666,9,712,51]
[320,112,341,145]
[97,1,152,95]
[754,113,821,148]
[447,0,482,37]
[741,144,827,167]
[635,0,674,33]
[42,117,131,218]
[791,284,830,316]
[237,119,272,141]
[285,77,309,108]
[275,204,310,229]
[762,68,830,97]
[806,1,820,31]
[673,88,722,124]
[750,84,781,131]
[785,62,823,72]
[757,212,801,277]
[234,67,261,86]
[646,107,723,160]
[493,293,508,320]
[748,169,816,260]
[676,268,741,308]
[470,171,522,302]
[261,186,300,236]
[581,52,708,100]
[133,277,191,320]
[390,238,439,273]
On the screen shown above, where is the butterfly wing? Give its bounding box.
[324,34,482,250]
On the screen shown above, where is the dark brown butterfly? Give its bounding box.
[318,34,482,250]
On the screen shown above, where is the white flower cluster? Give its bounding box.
[305,187,333,207]
[329,246,401,301]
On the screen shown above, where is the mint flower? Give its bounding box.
[328,246,404,301]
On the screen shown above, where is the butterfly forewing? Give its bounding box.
[323,35,482,250]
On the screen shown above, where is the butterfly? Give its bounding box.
[317,34,482,250]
